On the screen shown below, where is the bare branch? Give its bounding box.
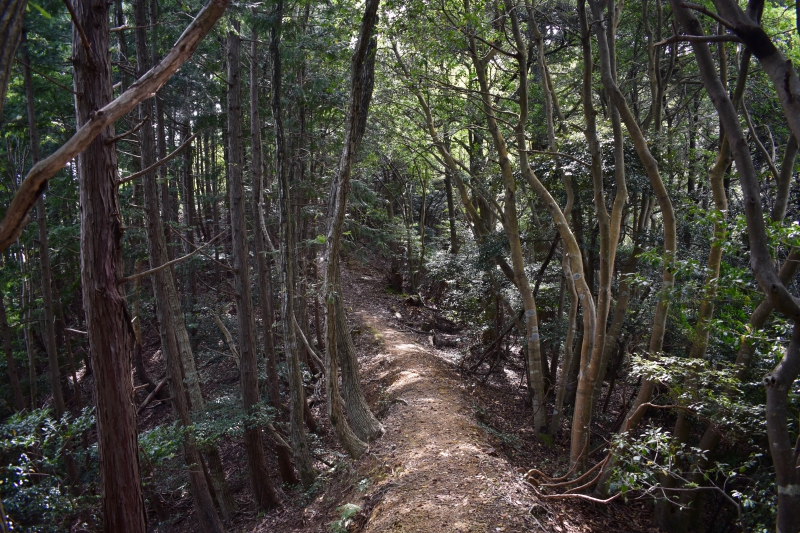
[106,116,150,145]
[118,131,200,184]
[212,314,240,368]
[137,377,169,413]
[62,0,98,68]
[680,2,735,30]
[293,314,325,376]
[655,33,741,46]
[168,226,234,271]
[15,58,78,95]
[118,231,226,284]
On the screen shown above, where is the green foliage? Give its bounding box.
[329,503,361,533]
[0,408,99,532]
[629,354,767,437]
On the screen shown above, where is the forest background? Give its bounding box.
[0,0,799,531]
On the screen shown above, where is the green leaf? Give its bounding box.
[29,1,53,19]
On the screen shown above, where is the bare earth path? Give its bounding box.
[255,265,653,533]
[337,268,540,532]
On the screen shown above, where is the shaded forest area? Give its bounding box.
[0,0,799,531]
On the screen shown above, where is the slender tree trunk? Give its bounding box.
[324,0,384,449]
[443,167,459,254]
[72,0,146,528]
[0,288,25,411]
[131,1,228,526]
[250,26,298,486]
[672,6,800,530]
[549,254,578,436]
[227,20,281,508]
[22,30,66,420]
[22,278,36,409]
[589,0,676,439]
[132,260,156,393]
[467,21,548,432]
[182,108,198,304]
[269,0,316,488]
[0,0,27,117]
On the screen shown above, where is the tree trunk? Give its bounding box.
[324,7,384,447]
[227,19,281,509]
[589,0,676,446]
[250,25,298,486]
[0,0,26,117]
[131,1,228,527]
[0,288,25,411]
[467,26,548,432]
[269,0,316,489]
[132,261,156,393]
[443,167,459,254]
[21,30,66,420]
[671,6,800,530]
[22,278,36,409]
[72,0,146,527]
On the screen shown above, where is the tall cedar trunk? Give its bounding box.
[0,0,26,116]
[672,5,800,530]
[21,30,65,419]
[72,0,147,528]
[467,6,548,432]
[131,0,229,526]
[227,20,281,508]
[325,5,384,446]
[270,0,316,487]
[0,288,25,410]
[250,26,298,485]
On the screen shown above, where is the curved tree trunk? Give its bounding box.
[467,21,549,432]
[323,0,383,453]
[671,6,800,530]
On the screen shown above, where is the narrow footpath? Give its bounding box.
[329,268,539,532]
[256,265,646,533]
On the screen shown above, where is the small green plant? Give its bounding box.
[329,503,361,533]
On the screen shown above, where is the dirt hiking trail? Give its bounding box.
[315,268,541,532]
[256,265,653,533]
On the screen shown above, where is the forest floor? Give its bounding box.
[128,260,659,532]
[248,262,658,533]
